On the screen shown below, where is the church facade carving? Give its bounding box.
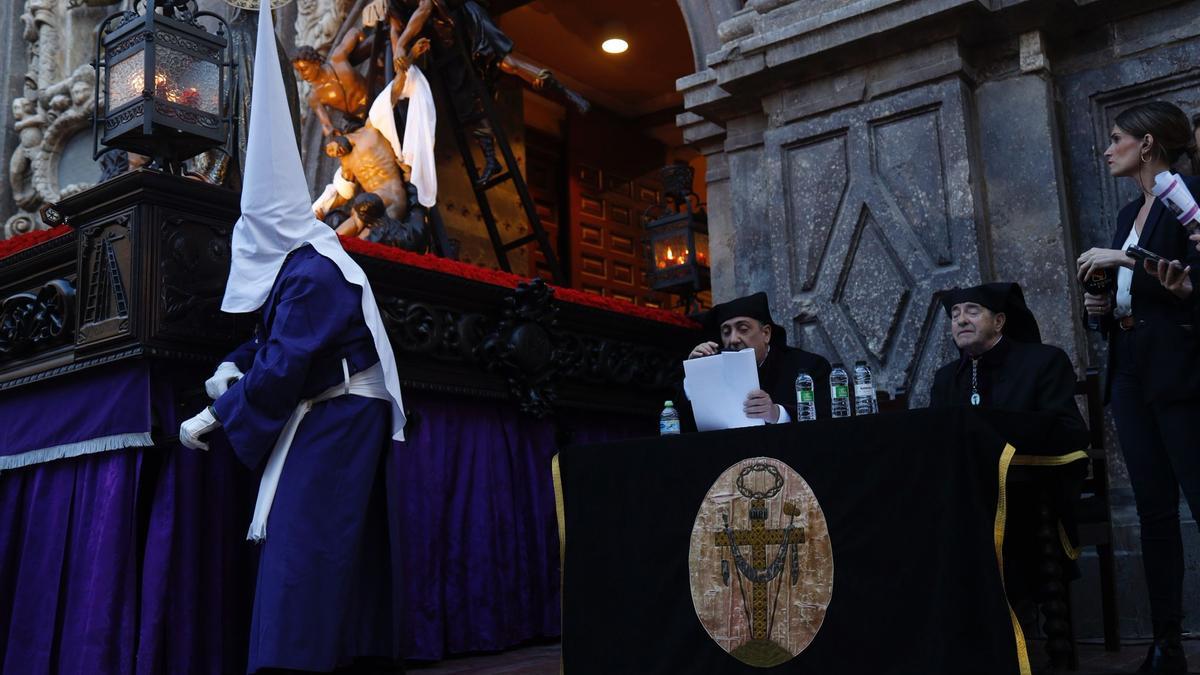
[5,0,101,239]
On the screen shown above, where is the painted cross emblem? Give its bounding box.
[689,458,833,668]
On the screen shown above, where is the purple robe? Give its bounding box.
[213,245,397,673]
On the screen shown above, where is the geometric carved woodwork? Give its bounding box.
[77,215,132,348]
[0,278,75,360]
[157,214,237,343]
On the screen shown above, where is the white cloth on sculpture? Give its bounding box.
[310,65,437,214]
[366,65,437,208]
[247,361,391,541]
[311,169,357,216]
[222,5,405,441]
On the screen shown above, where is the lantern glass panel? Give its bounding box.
[108,50,146,110]
[155,44,219,113]
[652,233,690,270]
[694,232,710,267]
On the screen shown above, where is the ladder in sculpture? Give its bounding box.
[424,22,564,283]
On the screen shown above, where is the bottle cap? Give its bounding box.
[664,400,674,407]
[854,360,867,366]
[831,362,844,368]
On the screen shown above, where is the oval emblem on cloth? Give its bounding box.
[689,457,834,668]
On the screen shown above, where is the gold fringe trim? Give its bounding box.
[995,443,1033,675]
[552,453,566,675]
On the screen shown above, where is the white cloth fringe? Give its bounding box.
[0,432,155,473]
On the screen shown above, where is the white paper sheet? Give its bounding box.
[682,348,764,432]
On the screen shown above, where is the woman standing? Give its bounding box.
[1077,100,1200,675]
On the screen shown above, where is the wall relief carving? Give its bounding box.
[6,0,101,239]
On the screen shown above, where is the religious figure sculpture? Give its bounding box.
[340,191,430,253]
[10,98,45,210]
[318,126,411,225]
[311,22,437,242]
[292,26,376,136]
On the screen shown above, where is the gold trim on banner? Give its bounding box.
[1009,450,1088,561]
[551,453,566,675]
[1058,520,1081,561]
[1009,450,1089,467]
[995,442,1033,675]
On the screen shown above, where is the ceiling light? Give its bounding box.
[602,38,629,54]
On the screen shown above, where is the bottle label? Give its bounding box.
[660,419,681,435]
[854,383,874,398]
[798,390,815,403]
[832,385,849,399]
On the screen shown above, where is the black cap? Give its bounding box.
[701,292,787,346]
[939,282,1041,344]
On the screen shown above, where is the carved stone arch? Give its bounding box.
[674,0,741,72]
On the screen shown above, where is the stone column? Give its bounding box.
[725,112,772,298]
[975,31,1087,366]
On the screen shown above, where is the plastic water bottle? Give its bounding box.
[829,364,851,418]
[795,371,817,421]
[853,360,878,415]
[660,400,681,435]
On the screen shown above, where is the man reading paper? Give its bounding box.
[686,292,831,424]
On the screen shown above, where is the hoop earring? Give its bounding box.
[1140,151,1150,164]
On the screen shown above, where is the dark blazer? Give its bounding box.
[930,338,1089,451]
[1100,174,1200,404]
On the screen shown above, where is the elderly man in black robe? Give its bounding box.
[930,282,1086,437]
[686,292,831,424]
[930,282,1089,631]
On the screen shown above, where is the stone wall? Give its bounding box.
[674,0,1200,636]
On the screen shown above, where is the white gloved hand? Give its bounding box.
[180,407,221,451]
[204,362,243,400]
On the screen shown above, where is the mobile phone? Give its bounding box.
[1125,244,1168,266]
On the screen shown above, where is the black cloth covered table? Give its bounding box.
[555,408,1082,675]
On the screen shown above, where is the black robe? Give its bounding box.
[929,337,1088,448]
[929,337,1088,607]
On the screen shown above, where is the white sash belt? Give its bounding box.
[247,360,390,542]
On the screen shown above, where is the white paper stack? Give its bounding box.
[682,348,764,432]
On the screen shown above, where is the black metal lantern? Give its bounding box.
[93,0,232,171]
[643,162,710,313]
